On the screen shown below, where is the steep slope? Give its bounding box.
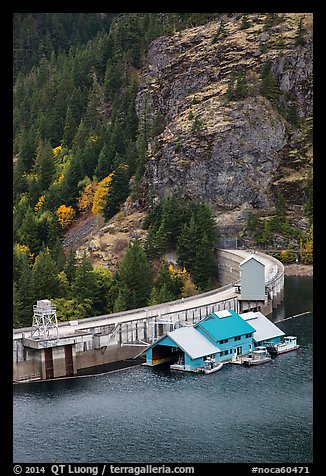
[137,13,313,235]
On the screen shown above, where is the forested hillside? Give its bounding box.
[13,13,222,327]
[13,13,313,328]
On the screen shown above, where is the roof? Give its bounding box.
[166,326,220,359]
[240,255,265,267]
[195,309,256,341]
[239,311,285,342]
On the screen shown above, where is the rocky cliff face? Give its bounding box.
[137,13,313,235]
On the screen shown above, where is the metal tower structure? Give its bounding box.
[30,300,59,345]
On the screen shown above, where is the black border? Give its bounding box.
[7,3,321,474]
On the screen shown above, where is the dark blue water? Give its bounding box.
[13,276,313,463]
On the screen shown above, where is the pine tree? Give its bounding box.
[32,247,60,301]
[62,106,77,148]
[287,102,300,128]
[261,62,280,105]
[64,247,77,285]
[157,261,179,299]
[95,143,113,181]
[102,165,130,221]
[34,139,56,191]
[17,206,41,255]
[13,282,24,328]
[51,237,66,272]
[295,17,306,46]
[113,288,128,312]
[157,283,175,304]
[240,14,251,30]
[116,239,152,310]
[148,287,159,306]
[234,69,249,100]
[176,216,198,273]
[15,253,35,327]
[71,252,98,305]
[192,202,217,245]
[92,266,112,315]
[192,232,213,290]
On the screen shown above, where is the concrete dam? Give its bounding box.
[13,249,284,383]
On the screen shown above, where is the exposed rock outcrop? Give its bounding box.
[137,13,313,234]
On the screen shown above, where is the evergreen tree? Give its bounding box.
[34,139,56,191]
[92,266,112,315]
[261,62,280,105]
[15,253,35,327]
[263,13,282,30]
[212,19,228,43]
[226,68,248,101]
[157,283,175,304]
[177,216,198,273]
[234,69,249,100]
[102,164,130,221]
[51,237,66,272]
[287,102,300,127]
[95,143,113,181]
[240,14,251,30]
[115,239,152,310]
[295,17,307,46]
[157,261,180,299]
[62,106,77,147]
[192,232,213,290]
[144,225,162,259]
[71,252,98,306]
[261,220,272,247]
[148,287,159,306]
[192,202,217,245]
[13,282,24,328]
[17,206,41,255]
[63,247,77,285]
[113,288,128,312]
[32,247,60,301]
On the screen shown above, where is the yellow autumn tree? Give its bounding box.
[34,195,45,213]
[300,224,313,264]
[53,145,63,157]
[56,204,75,228]
[168,263,197,297]
[91,173,113,215]
[77,182,98,213]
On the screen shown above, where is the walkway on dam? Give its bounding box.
[13,249,283,341]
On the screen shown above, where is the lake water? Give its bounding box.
[13,276,313,464]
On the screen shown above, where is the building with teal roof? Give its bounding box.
[145,309,257,371]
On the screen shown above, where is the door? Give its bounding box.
[64,345,74,377]
[44,348,54,379]
[236,346,243,356]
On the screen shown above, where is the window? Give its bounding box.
[245,333,252,338]
[234,336,241,341]
[219,339,229,344]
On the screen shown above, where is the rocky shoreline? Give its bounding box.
[284,263,313,277]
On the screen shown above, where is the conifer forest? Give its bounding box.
[13,13,313,328]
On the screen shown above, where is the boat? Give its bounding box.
[242,346,272,366]
[197,358,224,374]
[263,336,300,355]
[201,362,224,374]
